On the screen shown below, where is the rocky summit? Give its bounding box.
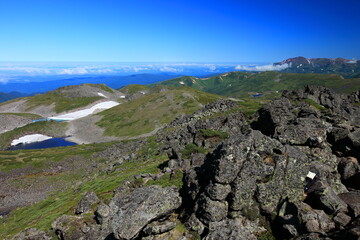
[8,86,360,240]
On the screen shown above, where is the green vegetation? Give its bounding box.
[119,84,149,94]
[0,158,165,238]
[96,86,220,138]
[84,83,115,93]
[152,71,360,98]
[0,121,68,150]
[304,98,327,111]
[0,112,41,119]
[25,92,102,113]
[0,141,114,172]
[146,169,184,189]
[200,129,228,139]
[181,143,207,158]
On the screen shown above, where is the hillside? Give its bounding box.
[152,71,360,98]
[276,56,360,78]
[1,86,360,239]
[0,83,125,117]
[96,85,221,138]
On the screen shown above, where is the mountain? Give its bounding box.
[151,71,360,98]
[1,86,359,239]
[276,56,360,77]
[0,91,31,103]
[0,83,124,117]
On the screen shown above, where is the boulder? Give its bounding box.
[204,217,266,240]
[75,191,99,214]
[142,221,176,235]
[109,185,181,240]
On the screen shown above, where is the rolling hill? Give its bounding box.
[0,83,125,117]
[152,71,360,98]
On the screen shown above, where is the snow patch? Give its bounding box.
[11,134,52,146]
[97,92,107,98]
[49,101,120,121]
[179,81,185,85]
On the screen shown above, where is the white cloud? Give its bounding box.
[348,59,358,64]
[159,66,182,72]
[0,77,9,84]
[235,63,289,72]
[59,67,89,75]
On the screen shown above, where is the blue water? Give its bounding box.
[32,118,68,123]
[7,138,77,150]
[252,93,264,97]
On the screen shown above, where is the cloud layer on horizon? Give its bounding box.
[235,63,289,72]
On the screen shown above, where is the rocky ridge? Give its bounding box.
[9,86,360,239]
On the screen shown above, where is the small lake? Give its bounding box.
[7,138,77,150]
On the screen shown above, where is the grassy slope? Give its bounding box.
[96,86,221,138]
[0,139,169,239]
[153,71,360,97]
[25,92,102,113]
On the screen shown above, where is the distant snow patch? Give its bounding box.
[49,101,120,121]
[179,81,185,85]
[11,134,52,146]
[97,92,107,98]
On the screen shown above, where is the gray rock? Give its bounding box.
[11,228,52,240]
[196,194,228,224]
[205,181,231,201]
[185,214,205,235]
[300,204,335,233]
[143,221,176,235]
[204,217,266,240]
[339,191,360,217]
[109,185,181,240]
[338,157,360,189]
[51,214,103,240]
[75,191,99,214]
[333,212,351,228]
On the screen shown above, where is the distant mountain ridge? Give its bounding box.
[276,56,360,77]
[0,91,31,103]
[152,71,360,98]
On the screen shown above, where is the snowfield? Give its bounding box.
[11,134,52,146]
[48,101,120,121]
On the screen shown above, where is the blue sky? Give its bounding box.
[0,0,359,62]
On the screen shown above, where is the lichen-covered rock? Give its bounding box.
[204,217,266,240]
[185,214,205,235]
[11,228,52,240]
[205,181,231,201]
[196,194,228,224]
[300,203,335,233]
[51,214,103,240]
[75,191,99,214]
[142,221,176,235]
[109,185,181,240]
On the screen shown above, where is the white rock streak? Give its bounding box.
[49,101,120,121]
[11,134,52,146]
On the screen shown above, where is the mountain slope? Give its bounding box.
[96,86,221,138]
[152,71,360,97]
[0,83,124,117]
